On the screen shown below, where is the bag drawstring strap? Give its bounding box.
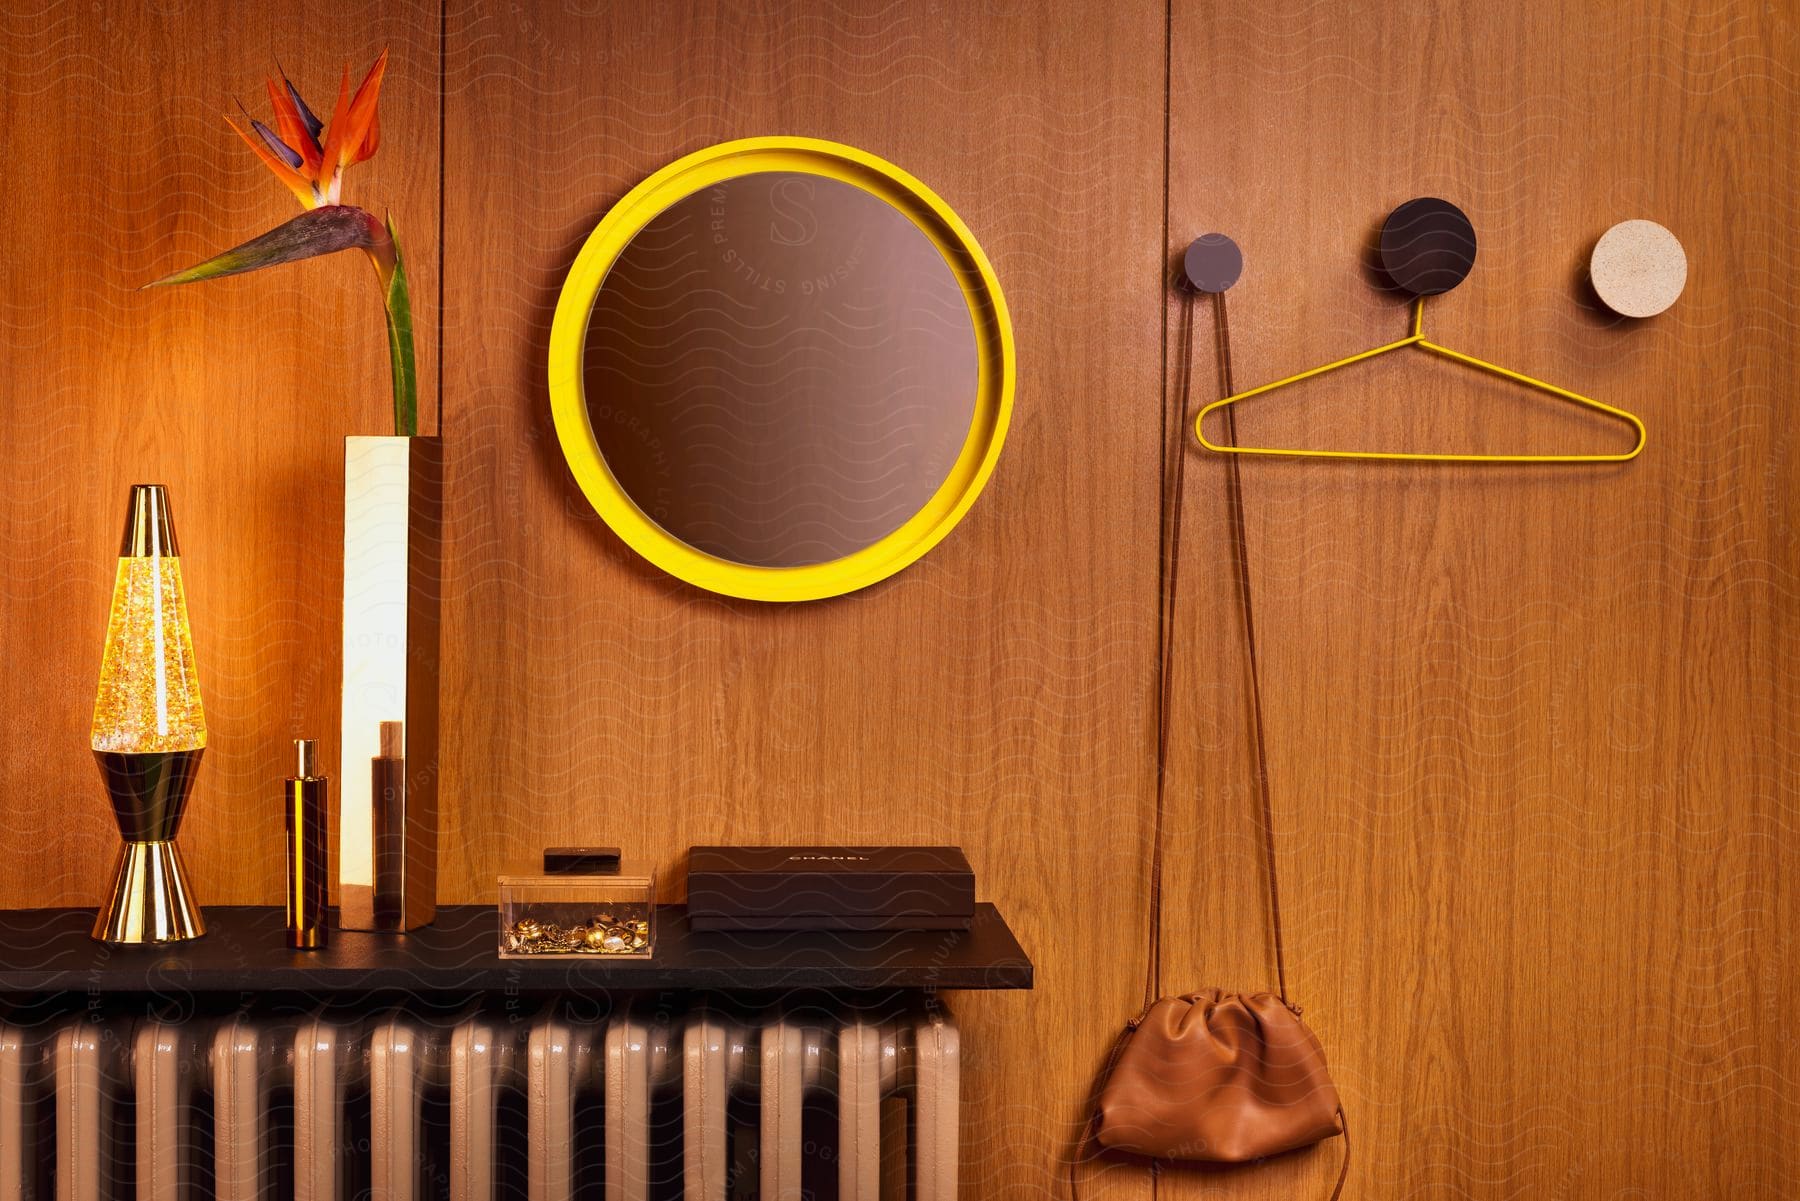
[1146,289,1289,1009]
[1142,291,1198,1010]
[1214,289,1290,1006]
[1329,1106,1352,1201]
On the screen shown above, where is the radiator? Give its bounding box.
[0,999,958,1201]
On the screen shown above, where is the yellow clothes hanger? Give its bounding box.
[1194,295,1646,463]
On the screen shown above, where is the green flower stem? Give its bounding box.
[383,215,418,438]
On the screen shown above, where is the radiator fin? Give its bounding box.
[294,1017,351,1201]
[449,1018,501,1201]
[55,1019,113,1201]
[602,1011,651,1201]
[913,1009,962,1201]
[212,1014,269,1201]
[760,1020,805,1201]
[837,1019,882,1201]
[681,1010,730,1201]
[371,1014,422,1201]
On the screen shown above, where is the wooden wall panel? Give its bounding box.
[438,2,1165,1196]
[0,2,1794,1199]
[0,3,439,909]
[1160,5,1799,1201]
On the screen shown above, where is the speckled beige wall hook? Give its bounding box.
[1591,219,1688,318]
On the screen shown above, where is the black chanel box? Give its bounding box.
[686,846,976,932]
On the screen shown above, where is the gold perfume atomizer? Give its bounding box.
[285,739,330,949]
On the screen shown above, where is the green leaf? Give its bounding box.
[143,205,384,287]
[383,214,418,438]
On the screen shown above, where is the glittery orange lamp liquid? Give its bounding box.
[90,484,208,944]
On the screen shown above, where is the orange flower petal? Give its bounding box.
[265,77,321,175]
[340,48,388,168]
[226,114,316,208]
[355,105,381,165]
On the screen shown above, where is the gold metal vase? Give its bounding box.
[90,484,208,945]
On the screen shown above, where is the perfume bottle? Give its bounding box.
[285,739,330,949]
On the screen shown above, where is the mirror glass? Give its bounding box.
[583,171,980,568]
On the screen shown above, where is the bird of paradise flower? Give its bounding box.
[147,49,418,437]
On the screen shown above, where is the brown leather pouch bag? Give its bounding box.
[1095,990,1344,1165]
[1075,286,1349,1198]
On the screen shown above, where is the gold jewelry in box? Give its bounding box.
[497,869,657,959]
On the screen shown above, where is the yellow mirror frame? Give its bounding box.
[548,136,1015,602]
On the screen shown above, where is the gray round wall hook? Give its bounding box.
[1183,233,1243,294]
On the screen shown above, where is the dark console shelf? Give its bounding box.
[0,903,1032,996]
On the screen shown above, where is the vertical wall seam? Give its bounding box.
[1148,13,1174,1201]
[436,0,447,437]
[1152,0,1174,1014]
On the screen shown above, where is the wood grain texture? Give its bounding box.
[0,2,1794,1199]
[1160,5,1799,1201]
[0,2,440,912]
[437,2,1165,1196]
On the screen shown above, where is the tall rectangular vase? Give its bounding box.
[339,435,442,931]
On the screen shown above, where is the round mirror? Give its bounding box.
[549,138,1013,601]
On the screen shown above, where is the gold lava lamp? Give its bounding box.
[90,484,207,944]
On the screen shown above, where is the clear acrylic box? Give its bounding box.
[497,869,656,959]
